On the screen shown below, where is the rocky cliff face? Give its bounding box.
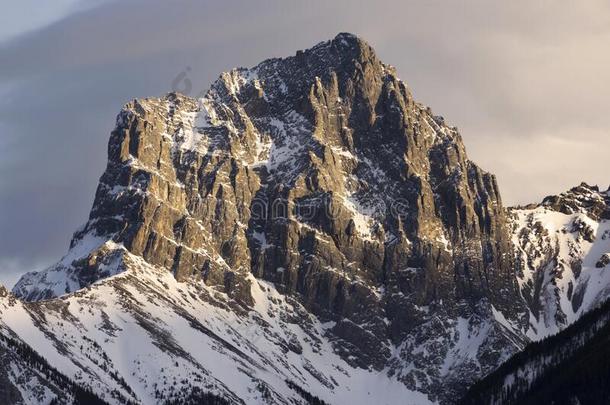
[11,33,534,403]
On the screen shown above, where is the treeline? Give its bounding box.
[162,387,231,405]
[460,299,610,404]
[285,379,329,405]
[0,332,117,405]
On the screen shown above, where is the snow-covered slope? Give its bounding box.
[460,295,610,405]
[458,184,610,404]
[3,248,433,404]
[511,183,610,338]
[0,286,110,405]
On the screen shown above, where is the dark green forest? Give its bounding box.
[460,299,610,405]
[0,333,111,405]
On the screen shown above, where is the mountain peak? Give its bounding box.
[329,32,376,57]
[334,31,362,43]
[12,34,527,403]
[232,32,391,103]
[540,182,610,220]
[302,32,376,60]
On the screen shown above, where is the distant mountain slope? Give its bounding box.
[459,298,610,405]
[510,183,610,338]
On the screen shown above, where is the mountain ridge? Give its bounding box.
[510,182,610,338]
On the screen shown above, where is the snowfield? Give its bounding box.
[1,247,434,404]
[512,204,610,339]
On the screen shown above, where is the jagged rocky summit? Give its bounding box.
[5,33,609,404]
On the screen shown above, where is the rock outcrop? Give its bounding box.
[541,183,610,221]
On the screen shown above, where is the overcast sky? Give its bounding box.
[1,0,609,287]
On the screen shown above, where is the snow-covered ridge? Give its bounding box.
[12,232,126,302]
[539,182,610,219]
[511,183,610,338]
[2,253,434,405]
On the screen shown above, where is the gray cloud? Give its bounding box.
[0,0,105,41]
[1,0,609,285]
